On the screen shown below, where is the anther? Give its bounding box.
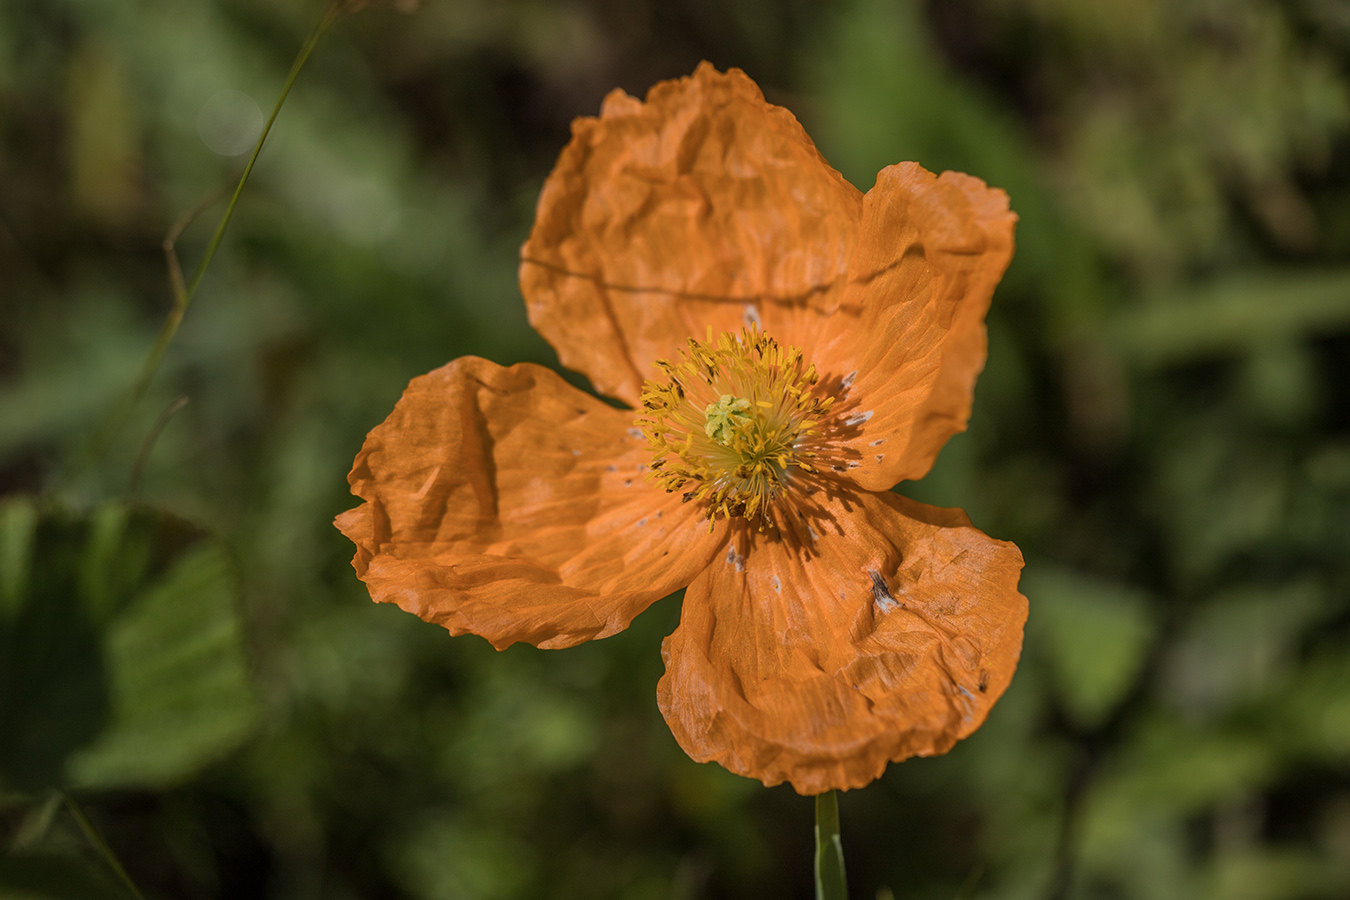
[634,326,834,526]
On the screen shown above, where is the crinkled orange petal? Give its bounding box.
[520,62,862,407]
[815,163,1016,491]
[335,357,727,650]
[656,490,1026,794]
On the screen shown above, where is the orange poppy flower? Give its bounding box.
[337,63,1027,795]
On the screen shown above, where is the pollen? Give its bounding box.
[637,325,834,526]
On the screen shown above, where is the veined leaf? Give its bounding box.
[0,497,257,794]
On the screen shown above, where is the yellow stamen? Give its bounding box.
[636,325,834,527]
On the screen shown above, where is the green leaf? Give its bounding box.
[1270,648,1350,760]
[0,498,37,618]
[1163,580,1326,718]
[0,854,126,900]
[1111,268,1350,367]
[1152,422,1289,578]
[1023,565,1156,728]
[1203,847,1349,900]
[0,500,112,794]
[67,539,258,789]
[1097,719,1276,818]
[0,497,258,794]
[1074,716,1280,899]
[389,813,537,900]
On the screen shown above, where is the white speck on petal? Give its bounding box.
[844,410,873,426]
[627,428,643,439]
[772,575,781,593]
[841,370,857,390]
[726,544,746,572]
[743,304,762,327]
[571,449,581,456]
[411,465,441,500]
[807,525,819,543]
[870,438,886,446]
[875,454,884,462]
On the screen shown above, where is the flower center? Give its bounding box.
[637,326,834,524]
[704,394,752,444]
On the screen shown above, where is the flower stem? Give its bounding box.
[815,790,848,900]
[12,791,63,851]
[72,2,340,483]
[63,793,148,900]
[179,3,338,304]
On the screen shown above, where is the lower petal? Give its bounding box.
[336,357,726,650]
[656,490,1026,794]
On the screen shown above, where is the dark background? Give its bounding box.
[2,0,1350,898]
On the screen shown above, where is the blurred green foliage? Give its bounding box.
[0,498,256,794]
[1,0,1349,898]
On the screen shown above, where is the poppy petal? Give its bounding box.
[520,62,862,407]
[656,490,1026,794]
[816,163,1016,490]
[336,357,727,650]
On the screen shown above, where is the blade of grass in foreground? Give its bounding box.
[71,1,343,485]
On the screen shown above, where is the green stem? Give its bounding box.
[128,394,188,501]
[182,4,338,303]
[11,791,62,851]
[63,794,148,900]
[815,790,849,900]
[74,3,340,481]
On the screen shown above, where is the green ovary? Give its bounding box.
[704,394,752,445]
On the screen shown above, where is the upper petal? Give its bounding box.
[815,164,1016,491]
[520,62,863,407]
[657,490,1026,794]
[336,357,726,650]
